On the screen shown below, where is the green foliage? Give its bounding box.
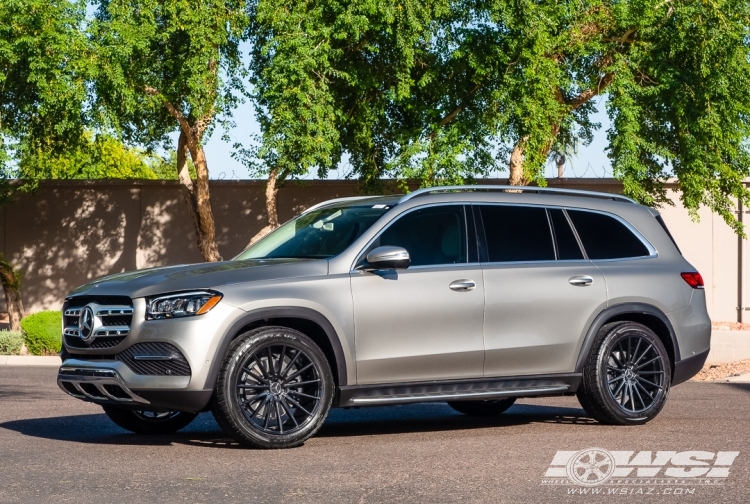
[0,0,93,170]
[0,331,25,355]
[20,311,62,356]
[18,134,158,180]
[251,0,750,233]
[146,151,197,180]
[91,0,250,152]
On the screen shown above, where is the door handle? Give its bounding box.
[569,275,594,287]
[449,279,476,291]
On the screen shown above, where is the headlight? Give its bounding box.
[146,291,223,320]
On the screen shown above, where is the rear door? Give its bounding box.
[477,205,607,376]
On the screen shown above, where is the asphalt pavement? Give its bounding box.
[1,367,748,503]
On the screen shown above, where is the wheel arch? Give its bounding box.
[575,303,680,377]
[205,307,348,390]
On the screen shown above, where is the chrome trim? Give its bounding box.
[64,308,82,317]
[57,367,149,404]
[568,275,594,287]
[449,279,477,291]
[132,355,177,361]
[96,307,134,316]
[95,326,130,336]
[350,385,569,404]
[366,246,410,264]
[399,185,637,204]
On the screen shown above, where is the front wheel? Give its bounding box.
[577,321,671,425]
[212,326,334,449]
[102,406,197,434]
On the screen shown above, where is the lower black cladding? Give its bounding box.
[116,342,191,376]
[66,342,191,377]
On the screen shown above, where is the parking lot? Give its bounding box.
[1,366,748,503]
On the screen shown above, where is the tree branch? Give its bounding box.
[428,83,482,140]
[144,85,191,137]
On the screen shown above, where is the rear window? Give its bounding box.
[548,209,584,260]
[479,205,555,262]
[567,210,650,260]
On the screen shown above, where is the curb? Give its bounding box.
[0,355,61,366]
[706,330,750,365]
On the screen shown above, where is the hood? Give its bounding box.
[66,259,329,299]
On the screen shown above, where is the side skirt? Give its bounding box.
[335,373,581,408]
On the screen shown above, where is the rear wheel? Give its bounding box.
[102,406,197,434]
[577,321,671,425]
[447,397,516,416]
[212,326,334,449]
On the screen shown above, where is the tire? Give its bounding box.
[447,397,516,416]
[102,406,197,435]
[577,321,671,425]
[212,326,334,449]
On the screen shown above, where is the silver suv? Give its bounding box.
[57,186,711,448]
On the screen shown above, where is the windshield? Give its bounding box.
[235,202,392,260]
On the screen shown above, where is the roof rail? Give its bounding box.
[302,196,374,215]
[398,185,637,204]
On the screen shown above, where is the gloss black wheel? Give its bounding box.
[102,406,197,434]
[212,326,334,449]
[577,321,671,425]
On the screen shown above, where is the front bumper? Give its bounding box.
[57,363,213,413]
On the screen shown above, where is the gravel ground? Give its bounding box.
[693,359,750,381]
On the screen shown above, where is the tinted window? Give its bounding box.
[479,205,555,262]
[567,210,650,259]
[377,206,467,266]
[549,209,584,260]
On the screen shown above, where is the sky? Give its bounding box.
[197,96,616,181]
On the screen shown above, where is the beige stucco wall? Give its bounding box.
[0,179,743,322]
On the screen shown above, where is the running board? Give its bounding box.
[336,373,581,407]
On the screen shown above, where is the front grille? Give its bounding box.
[62,296,133,350]
[116,343,191,376]
[65,335,126,349]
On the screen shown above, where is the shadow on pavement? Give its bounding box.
[0,402,593,449]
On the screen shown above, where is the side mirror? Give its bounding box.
[363,246,411,270]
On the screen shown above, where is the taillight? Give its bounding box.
[681,272,704,289]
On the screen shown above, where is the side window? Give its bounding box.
[548,209,584,260]
[479,205,555,262]
[377,206,467,267]
[567,210,650,259]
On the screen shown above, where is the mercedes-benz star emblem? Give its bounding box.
[79,306,95,341]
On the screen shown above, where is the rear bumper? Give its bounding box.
[672,349,709,386]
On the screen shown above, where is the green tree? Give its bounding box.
[251,0,750,234]
[91,0,249,261]
[245,0,455,244]
[430,0,750,231]
[18,133,158,180]
[0,0,94,328]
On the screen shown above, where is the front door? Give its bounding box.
[351,205,485,385]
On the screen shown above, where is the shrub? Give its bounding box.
[20,311,62,356]
[0,330,25,355]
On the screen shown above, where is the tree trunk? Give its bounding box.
[0,260,24,332]
[246,167,282,248]
[557,157,565,178]
[177,131,223,262]
[509,136,529,186]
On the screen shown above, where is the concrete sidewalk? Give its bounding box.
[0,355,61,366]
